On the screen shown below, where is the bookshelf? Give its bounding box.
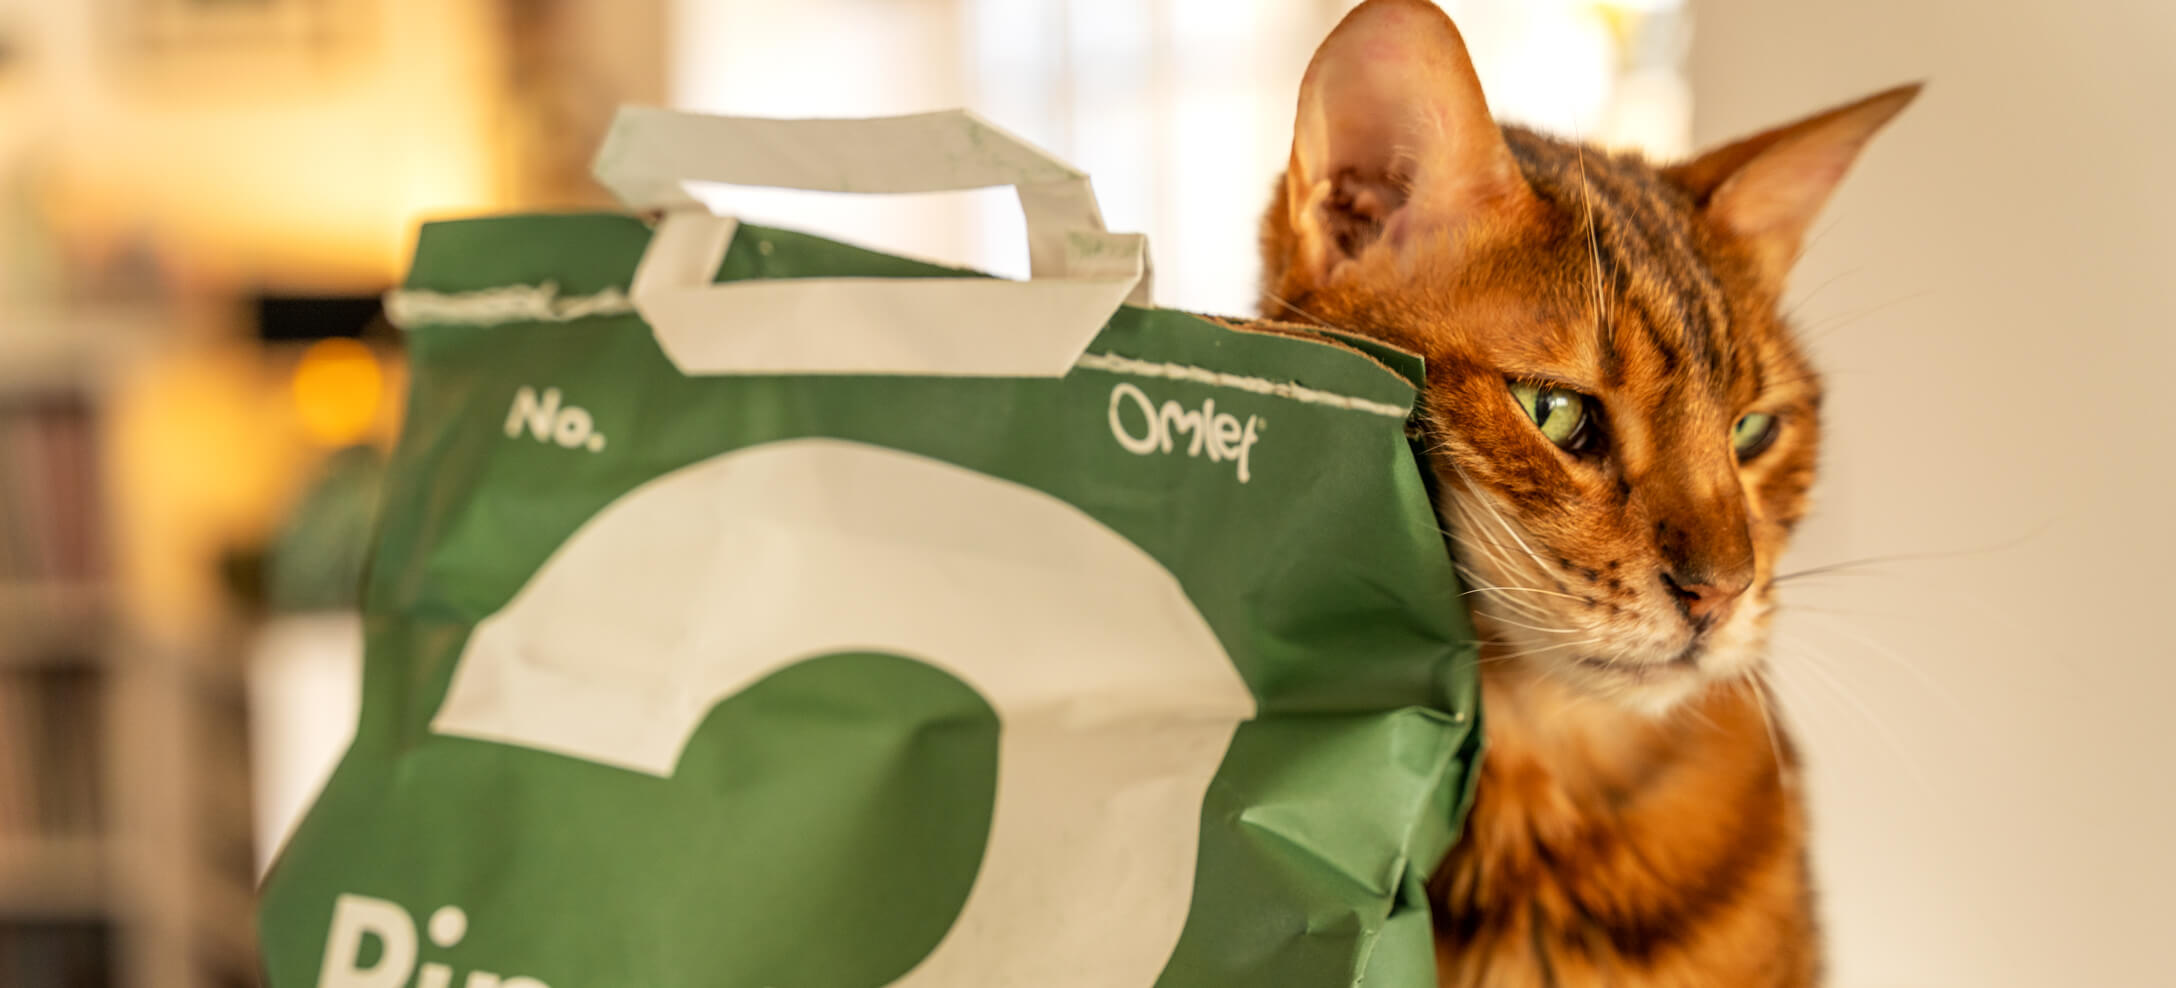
[1,314,259,988]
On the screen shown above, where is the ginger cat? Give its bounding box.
[1259,2,1918,984]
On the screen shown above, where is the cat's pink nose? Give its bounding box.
[1663,570,1751,624]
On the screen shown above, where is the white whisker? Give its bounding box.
[1452,540,1558,621]
[1472,612,1584,636]
[1772,524,2050,584]
[1573,141,1611,337]
[1446,510,1540,588]
[1460,584,1584,601]
[1782,613,1976,728]
[1743,669,1796,791]
[1451,542,1551,597]
[1261,289,1336,329]
[1444,470,1556,582]
[1471,638,1603,663]
[1771,643,1936,796]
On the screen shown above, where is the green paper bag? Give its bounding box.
[257,108,1481,988]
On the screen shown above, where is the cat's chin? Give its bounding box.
[1547,637,1768,717]
[1467,599,1773,718]
[1481,652,1714,722]
[1555,656,1712,717]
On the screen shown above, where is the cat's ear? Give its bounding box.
[1279,0,1534,284]
[1668,83,1923,284]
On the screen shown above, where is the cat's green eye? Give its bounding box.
[1732,412,1779,460]
[1508,381,1594,452]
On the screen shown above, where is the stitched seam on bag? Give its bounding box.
[384,283,635,328]
[1073,352,1411,419]
[386,288,1411,418]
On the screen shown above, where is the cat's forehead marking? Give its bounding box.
[1501,128,1750,405]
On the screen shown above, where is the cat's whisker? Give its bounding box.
[1470,503,1552,580]
[1421,435,1467,458]
[1772,524,2048,584]
[1801,289,1937,343]
[1770,642,1937,796]
[1449,520,1571,617]
[1468,612,1585,636]
[1672,694,1722,733]
[1775,602,1917,623]
[1790,215,1846,274]
[1775,614,1980,732]
[1467,591,1555,624]
[1768,567,1891,586]
[1451,532,1560,621]
[1742,669,1797,791]
[1445,467,1558,583]
[1751,369,1828,394]
[1459,584,1584,601]
[1781,266,1863,324]
[1750,656,1818,726]
[1471,637,1603,662]
[1261,289,1337,330]
[1444,507,1536,583]
[1453,569,1559,623]
[1573,141,1612,337]
[1449,521,1534,581]
[1462,588,1556,624]
[1776,567,2030,643]
[1452,567,1581,618]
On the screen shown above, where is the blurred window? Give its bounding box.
[671,0,1688,315]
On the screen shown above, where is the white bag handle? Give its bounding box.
[592,107,1153,377]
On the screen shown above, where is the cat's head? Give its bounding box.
[1262,0,1917,714]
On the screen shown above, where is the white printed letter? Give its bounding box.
[551,406,593,448]
[317,895,417,988]
[1158,401,1205,455]
[1107,383,1162,455]
[1236,416,1263,484]
[505,387,560,441]
[1209,412,1241,463]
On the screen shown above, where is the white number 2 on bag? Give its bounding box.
[404,439,1254,988]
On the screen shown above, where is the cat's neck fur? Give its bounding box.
[1430,660,1819,987]
[1474,663,1676,801]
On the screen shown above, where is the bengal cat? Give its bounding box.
[1258,2,1918,984]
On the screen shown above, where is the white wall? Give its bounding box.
[1688,2,2176,985]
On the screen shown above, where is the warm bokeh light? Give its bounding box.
[289,338,384,448]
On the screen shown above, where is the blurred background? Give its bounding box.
[0,0,2166,986]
